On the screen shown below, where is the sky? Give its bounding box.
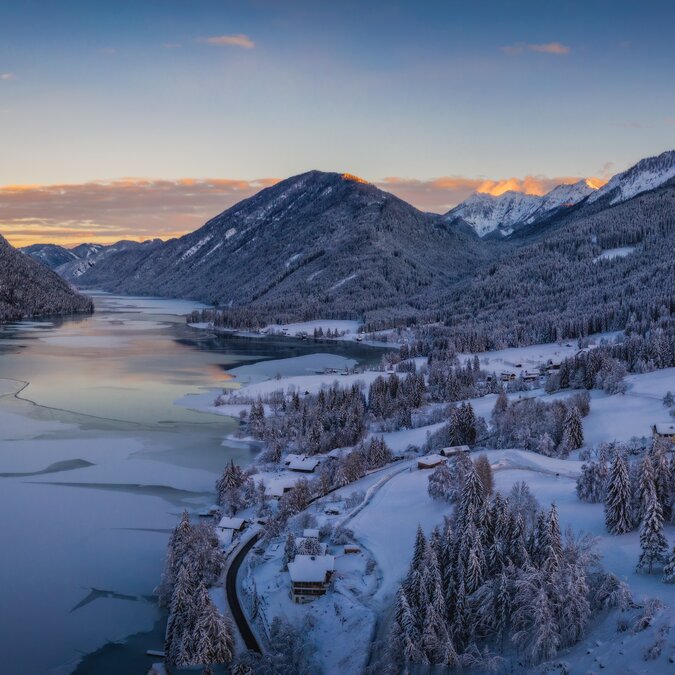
[1,0,675,247]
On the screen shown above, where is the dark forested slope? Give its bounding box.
[76,171,488,323]
[0,235,93,322]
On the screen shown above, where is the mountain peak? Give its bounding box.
[588,149,675,205]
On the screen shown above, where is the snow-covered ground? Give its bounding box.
[593,245,636,262]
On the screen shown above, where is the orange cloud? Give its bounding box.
[502,42,570,56]
[200,34,255,48]
[1,173,606,248]
[0,177,279,248]
[378,174,604,211]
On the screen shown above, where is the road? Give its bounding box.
[225,531,262,653]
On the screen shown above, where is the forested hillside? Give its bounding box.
[74,171,488,322]
[0,235,93,322]
[399,181,675,351]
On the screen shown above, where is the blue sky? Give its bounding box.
[1,1,674,244]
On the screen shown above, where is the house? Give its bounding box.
[440,445,470,457]
[217,516,246,531]
[288,554,335,603]
[653,423,675,442]
[545,359,562,372]
[500,371,516,382]
[523,371,540,382]
[288,456,320,473]
[417,454,447,470]
[303,528,320,539]
[344,544,361,554]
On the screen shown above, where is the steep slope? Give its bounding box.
[588,149,675,206]
[20,243,79,269]
[418,181,675,350]
[57,239,162,281]
[445,191,541,237]
[70,243,105,259]
[75,171,488,322]
[0,235,93,322]
[445,180,596,237]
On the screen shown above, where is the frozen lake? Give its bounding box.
[0,292,382,674]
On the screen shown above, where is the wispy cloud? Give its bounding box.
[1,172,607,247]
[1,73,17,81]
[0,177,278,247]
[502,42,570,56]
[199,34,255,49]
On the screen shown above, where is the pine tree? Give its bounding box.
[560,406,584,456]
[662,544,675,583]
[282,532,297,570]
[474,454,494,496]
[652,443,672,521]
[636,481,669,574]
[195,594,235,669]
[604,453,633,535]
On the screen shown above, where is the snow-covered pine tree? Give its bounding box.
[282,532,297,571]
[216,460,245,505]
[427,460,454,501]
[576,460,609,503]
[158,510,193,607]
[165,560,199,667]
[662,544,675,583]
[195,592,235,670]
[636,481,669,574]
[652,442,672,521]
[560,406,584,457]
[604,452,634,535]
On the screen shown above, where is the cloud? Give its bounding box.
[1,73,17,81]
[1,172,607,247]
[378,174,603,213]
[199,34,255,49]
[664,117,675,126]
[502,42,570,56]
[0,177,278,247]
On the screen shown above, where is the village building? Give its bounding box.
[287,456,320,473]
[417,454,447,470]
[653,423,675,442]
[500,371,516,382]
[288,554,335,603]
[217,516,247,531]
[440,445,470,457]
[303,528,320,539]
[522,370,540,382]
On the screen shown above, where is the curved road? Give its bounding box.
[225,460,409,654]
[225,531,262,653]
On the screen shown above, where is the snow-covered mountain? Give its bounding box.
[67,171,486,322]
[20,243,79,269]
[445,179,596,237]
[57,239,162,281]
[588,149,675,206]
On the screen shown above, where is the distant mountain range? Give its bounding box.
[0,235,93,322]
[10,148,675,329]
[445,179,598,238]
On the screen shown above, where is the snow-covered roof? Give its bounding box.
[288,555,335,583]
[217,516,246,530]
[418,454,447,468]
[288,457,320,472]
[441,445,469,455]
[303,528,320,539]
[654,423,675,436]
[284,453,306,464]
[265,475,298,497]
